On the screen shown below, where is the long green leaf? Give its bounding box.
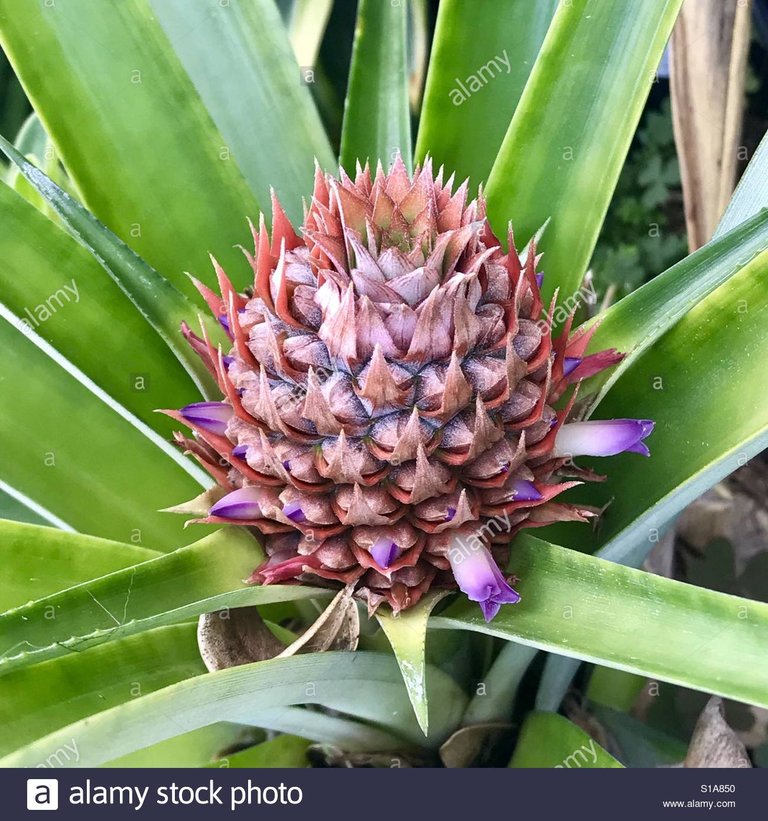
[0,308,207,547]
[0,520,159,613]
[553,250,768,559]
[150,0,333,223]
[2,652,467,765]
[0,0,260,292]
[462,641,537,725]
[415,0,556,187]
[376,591,446,736]
[715,130,768,238]
[510,712,622,768]
[589,704,687,768]
[0,623,205,758]
[207,734,311,769]
[0,527,330,673]
[582,212,768,410]
[485,0,683,302]
[0,135,218,398]
[108,724,251,769]
[0,181,202,429]
[0,485,50,528]
[286,0,334,67]
[432,535,768,709]
[340,0,411,172]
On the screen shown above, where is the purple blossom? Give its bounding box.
[562,356,581,377]
[448,539,521,622]
[218,313,232,337]
[553,419,654,458]
[282,500,306,523]
[210,487,263,520]
[371,537,400,568]
[511,479,542,501]
[180,401,232,435]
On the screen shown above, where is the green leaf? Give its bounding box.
[3,111,57,216]
[376,591,447,736]
[558,249,768,560]
[0,527,331,673]
[1,651,467,765]
[587,666,647,713]
[0,0,260,293]
[534,654,582,713]
[462,641,538,725]
[0,181,203,430]
[415,0,557,188]
[432,535,768,710]
[485,0,683,303]
[150,0,334,223]
[0,623,205,758]
[340,0,411,173]
[0,520,159,613]
[0,308,207,547]
[108,724,251,769]
[715,130,768,238]
[0,486,50,528]
[589,703,687,768]
[581,210,768,410]
[206,734,311,768]
[509,712,622,768]
[0,135,218,398]
[282,0,334,71]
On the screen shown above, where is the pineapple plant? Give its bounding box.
[174,159,651,620]
[0,0,767,769]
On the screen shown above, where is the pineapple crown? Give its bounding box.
[167,155,653,621]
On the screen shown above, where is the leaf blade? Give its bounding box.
[0,527,329,672]
[1,651,467,765]
[0,0,260,292]
[340,0,411,172]
[485,0,683,302]
[432,535,768,710]
[0,179,203,428]
[0,307,207,547]
[415,0,557,187]
[150,0,334,223]
[510,712,622,768]
[0,520,159,613]
[0,135,218,398]
[376,591,447,736]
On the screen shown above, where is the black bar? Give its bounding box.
[9,768,763,819]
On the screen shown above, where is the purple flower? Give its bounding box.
[553,418,654,458]
[209,487,264,520]
[447,539,521,622]
[371,537,400,568]
[282,500,306,523]
[180,401,233,435]
[231,444,248,459]
[562,356,581,377]
[218,313,232,337]
[511,479,542,501]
